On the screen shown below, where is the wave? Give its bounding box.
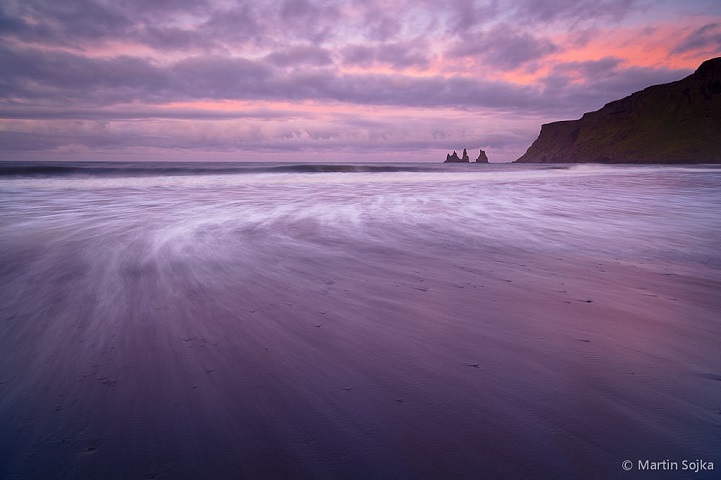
[0,161,466,178]
[0,162,254,178]
[258,164,433,174]
[6,161,715,180]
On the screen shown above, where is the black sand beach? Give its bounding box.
[1,163,719,479]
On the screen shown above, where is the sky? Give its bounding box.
[1,0,720,163]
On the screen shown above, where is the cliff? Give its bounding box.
[515,57,721,163]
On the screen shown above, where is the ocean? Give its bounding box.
[1,161,720,479]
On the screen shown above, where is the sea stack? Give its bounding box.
[515,57,721,163]
[476,149,489,163]
[444,150,469,163]
[444,148,482,163]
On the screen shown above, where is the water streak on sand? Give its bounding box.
[0,162,720,479]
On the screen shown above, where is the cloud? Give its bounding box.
[276,0,341,44]
[265,45,333,67]
[0,45,173,103]
[0,0,133,46]
[441,0,500,33]
[136,25,207,52]
[514,0,644,26]
[171,56,275,99]
[360,12,402,42]
[0,40,695,121]
[0,8,27,34]
[0,130,70,151]
[0,0,718,162]
[199,4,263,50]
[280,0,322,21]
[539,57,694,115]
[0,42,531,109]
[0,105,293,121]
[672,23,721,55]
[449,25,558,69]
[0,107,540,161]
[341,42,431,69]
[540,57,624,89]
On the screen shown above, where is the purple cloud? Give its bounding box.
[265,45,333,67]
[539,57,693,116]
[514,0,644,25]
[171,56,275,98]
[441,0,500,33]
[449,25,558,69]
[0,45,173,103]
[341,42,431,69]
[672,23,721,55]
[0,0,132,46]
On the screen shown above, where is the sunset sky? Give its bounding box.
[1,0,720,163]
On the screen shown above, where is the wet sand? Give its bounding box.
[1,245,719,479]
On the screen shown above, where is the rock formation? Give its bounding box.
[475,149,489,163]
[444,150,467,163]
[515,57,721,163]
[445,148,488,163]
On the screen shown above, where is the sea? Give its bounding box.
[1,161,720,479]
